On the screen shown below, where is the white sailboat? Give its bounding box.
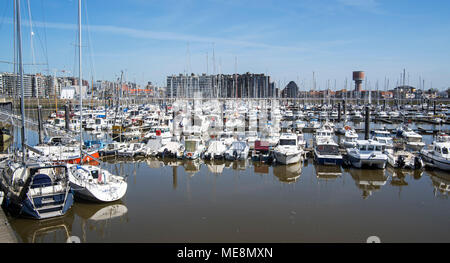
[68,0,127,203]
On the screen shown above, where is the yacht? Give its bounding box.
[273,133,304,165]
[68,164,127,202]
[0,162,73,219]
[314,137,343,165]
[345,140,388,169]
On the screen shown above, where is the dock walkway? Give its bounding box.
[0,207,18,243]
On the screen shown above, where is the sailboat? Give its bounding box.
[67,0,127,202]
[0,0,73,219]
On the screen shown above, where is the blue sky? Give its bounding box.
[0,0,449,90]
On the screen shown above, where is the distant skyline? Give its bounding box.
[0,0,449,90]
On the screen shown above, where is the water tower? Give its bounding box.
[353,71,365,92]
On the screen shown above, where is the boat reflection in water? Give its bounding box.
[348,168,389,199]
[315,164,342,181]
[73,201,128,243]
[9,210,75,243]
[146,158,164,169]
[183,160,201,176]
[231,159,249,171]
[428,170,450,198]
[205,160,226,174]
[273,162,302,184]
[253,162,270,175]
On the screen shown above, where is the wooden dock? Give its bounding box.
[0,208,18,243]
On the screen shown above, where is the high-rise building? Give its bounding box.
[167,72,274,99]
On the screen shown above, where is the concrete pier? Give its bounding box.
[0,208,18,243]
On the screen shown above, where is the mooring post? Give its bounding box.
[433,100,436,116]
[65,103,70,131]
[338,103,341,122]
[365,105,370,140]
[37,105,43,144]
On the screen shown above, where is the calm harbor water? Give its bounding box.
[4,119,450,243]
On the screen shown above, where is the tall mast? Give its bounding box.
[78,0,83,159]
[16,0,26,164]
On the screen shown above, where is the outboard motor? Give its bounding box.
[414,156,424,169]
[397,155,405,168]
[233,150,238,160]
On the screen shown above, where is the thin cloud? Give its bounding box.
[337,0,385,14]
[5,17,352,54]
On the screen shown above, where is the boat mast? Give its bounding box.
[78,0,83,161]
[16,0,26,164]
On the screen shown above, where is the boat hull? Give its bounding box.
[273,151,302,165]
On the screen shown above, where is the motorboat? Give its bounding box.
[144,126,172,145]
[401,130,425,151]
[273,133,304,165]
[204,140,228,160]
[117,143,146,157]
[314,137,343,165]
[385,149,423,169]
[224,141,250,161]
[245,130,259,150]
[345,139,388,169]
[100,142,127,157]
[342,126,358,148]
[372,128,394,149]
[420,138,450,171]
[68,164,127,202]
[183,136,206,160]
[251,140,273,163]
[143,138,163,157]
[157,140,184,158]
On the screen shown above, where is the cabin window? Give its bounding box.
[280,139,296,146]
[368,145,375,151]
[185,141,197,152]
[443,147,449,154]
[375,146,382,151]
[91,170,99,179]
[359,145,366,151]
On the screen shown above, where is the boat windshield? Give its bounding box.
[185,141,198,152]
[280,139,296,146]
[317,145,339,154]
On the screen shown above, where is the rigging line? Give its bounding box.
[39,0,49,73]
[0,60,47,65]
[84,0,96,81]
